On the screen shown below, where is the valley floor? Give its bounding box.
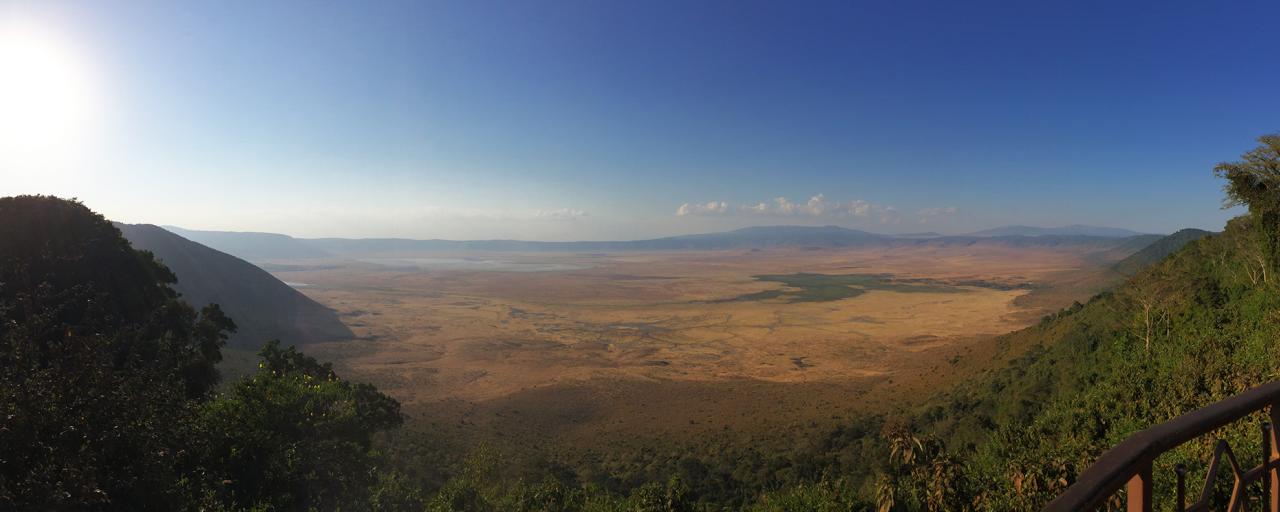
[261,245,1118,455]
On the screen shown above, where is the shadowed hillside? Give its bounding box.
[1111,228,1214,276]
[117,223,353,348]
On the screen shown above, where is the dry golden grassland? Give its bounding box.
[272,245,1114,451]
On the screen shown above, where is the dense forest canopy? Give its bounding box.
[0,197,409,510]
[3,133,1280,510]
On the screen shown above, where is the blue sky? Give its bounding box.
[1,0,1276,240]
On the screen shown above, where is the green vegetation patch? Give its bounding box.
[717,272,970,303]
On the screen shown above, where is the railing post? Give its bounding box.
[1266,421,1275,512]
[1175,464,1187,512]
[1270,405,1279,512]
[1127,462,1153,512]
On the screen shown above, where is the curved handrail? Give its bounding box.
[1044,380,1280,512]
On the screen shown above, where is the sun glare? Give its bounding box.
[0,21,96,172]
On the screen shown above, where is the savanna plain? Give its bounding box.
[261,244,1120,461]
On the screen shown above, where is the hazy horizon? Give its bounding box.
[4,1,1276,240]
[154,221,1162,243]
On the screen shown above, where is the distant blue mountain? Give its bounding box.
[162,224,1164,262]
[890,231,944,239]
[966,224,1149,238]
[165,226,332,261]
[300,225,889,255]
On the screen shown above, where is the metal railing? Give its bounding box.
[1044,381,1280,512]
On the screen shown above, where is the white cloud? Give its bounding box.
[769,194,831,216]
[534,208,588,221]
[676,201,730,216]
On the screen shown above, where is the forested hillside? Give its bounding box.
[878,134,1280,509]
[0,196,409,510]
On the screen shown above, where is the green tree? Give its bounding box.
[626,476,694,512]
[875,426,973,511]
[198,340,405,510]
[1215,134,1280,279]
[0,196,234,510]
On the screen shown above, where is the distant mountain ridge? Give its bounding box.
[966,224,1149,238]
[164,226,332,261]
[891,231,944,239]
[168,224,1163,262]
[118,223,353,348]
